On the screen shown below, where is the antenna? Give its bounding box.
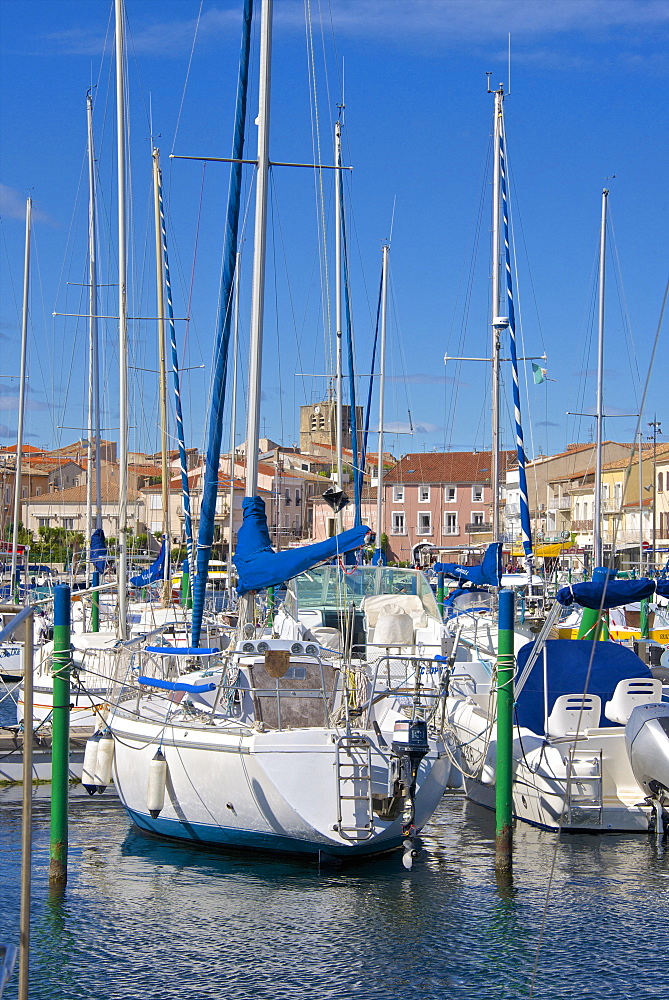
[486,71,493,94]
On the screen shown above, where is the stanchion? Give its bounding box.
[496,588,514,870]
[49,584,70,887]
[267,586,275,626]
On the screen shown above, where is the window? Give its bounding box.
[417,511,432,535]
[659,472,664,494]
[36,487,41,496]
[418,485,430,503]
[443,512,458,535]
[602,483,609,499]
[472,484,483,502]
[149,494,162,509]
[392,511,406,535]
[310,416,317,431]
[21,487,27,499]
[295,489,301,504]
[471,512,484,526]
[63,518,74,530]
[575,502,581,520]
[38,517,49,528]
[614,482,622,504]
[392,485,404,503]
[444,485,456,502]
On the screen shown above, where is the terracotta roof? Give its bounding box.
[383,450,515,485]
[23,482,141,504]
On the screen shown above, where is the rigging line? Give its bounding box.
[171,0,204,156]
[269,193,285,445]
[304,0,333,382]
[615,276,668,525]
[268,171,310,412]
[607,206,642,403]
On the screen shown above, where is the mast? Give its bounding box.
[85,92,102,589]
[490,83,504,543]
[153,146,171,603]
[244,0,272,498]
[227,252,241,599]
[593,188,608,568]
[638,429,644,571]
[115,0,129,638]
[374,243,389,563]
[10,197,31,601]
[334,118,344,505]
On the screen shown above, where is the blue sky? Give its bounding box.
[1,0,667,465]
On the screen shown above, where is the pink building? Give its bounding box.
[382,450,515,564]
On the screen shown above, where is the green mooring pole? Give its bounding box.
[496,588,515,870]
[640,597,650,639]
[436,572,445,620]
[267,586,275,626]
[50,584,71,886]
[180,558,192,609]
[91,569,100,632]
[577,566,611,641]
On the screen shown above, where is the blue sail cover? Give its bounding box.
[130,538,166,588]
[433,542,502,587]
[515,639,652,733]
[90,528,107,574]
[556,577,669,610]
[234,496,372,595]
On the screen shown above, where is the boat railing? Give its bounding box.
[363,653,445,728]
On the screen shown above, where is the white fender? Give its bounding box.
[147,749,168,818]
[81,732,101,795]
[94,733,115,791]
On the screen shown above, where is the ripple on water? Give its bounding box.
[0,794,668,999]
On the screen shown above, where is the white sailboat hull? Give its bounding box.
[111,716,450,856]
[448,696,652,832]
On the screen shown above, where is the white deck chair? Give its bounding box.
[546,694,602,738]
[603,677,663,725]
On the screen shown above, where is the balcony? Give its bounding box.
[548,496,571,511]
[442,527,460,537]
[466,522,492,533]
[572,520,594,531]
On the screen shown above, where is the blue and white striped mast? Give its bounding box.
[489,76,533,571]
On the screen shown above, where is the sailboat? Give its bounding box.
[444,161,669,832]
[105,0,454,862]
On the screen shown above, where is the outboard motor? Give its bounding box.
[626,703,669,839]
[392,718,430,868]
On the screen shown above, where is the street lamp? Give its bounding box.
[648,419,662,575]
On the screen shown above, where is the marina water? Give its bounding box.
[1,773,668,1000]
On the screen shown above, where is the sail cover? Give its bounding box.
[90,528,107,574]
[433,542,502,587]
[130,538,167,588]
[234,496,372,595]
[556,577,669,610]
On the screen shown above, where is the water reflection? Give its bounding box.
[1,793,668,1000]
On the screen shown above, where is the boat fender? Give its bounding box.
[81,731,102,795]
[94,731,115,792]
[147,749,168,818]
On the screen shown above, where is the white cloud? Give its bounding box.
[0,185,54,225]
[42,1,669,58]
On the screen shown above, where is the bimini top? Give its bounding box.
[556,577,669,610]
[433,542,502,587]
[233,496,372,596]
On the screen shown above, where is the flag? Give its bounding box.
[130,537,167,587]
[532,363,548,384]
